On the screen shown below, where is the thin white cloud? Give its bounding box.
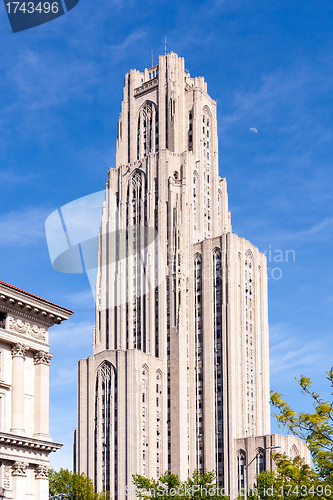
[7,49,100,111]
[260,216,333,247]
[50,367,77,388]
[0,207,49,247]
[269,321,332,383]
[49,320,94,347]
[64,289,95,306]
[0,170,40,184]
[106,29,146,54]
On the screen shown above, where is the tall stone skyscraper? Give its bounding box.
[75,53,309,499]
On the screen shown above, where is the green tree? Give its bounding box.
[252,366,333,499]
[49,468,110,500]
[244,457,330,500]
[271,367,333,483]
[132,470,229,499]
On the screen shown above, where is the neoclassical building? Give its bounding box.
[0,280,72,499]
[75,52,310,498]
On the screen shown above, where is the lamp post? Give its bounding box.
[243,445,281,500]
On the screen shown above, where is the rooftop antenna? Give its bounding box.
[151,50,154,67]
[164,36,168,56]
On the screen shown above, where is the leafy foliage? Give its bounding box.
[270,368,333,482]
[132,470,229,499]
[49,468,110,500]
[243,457,332,500]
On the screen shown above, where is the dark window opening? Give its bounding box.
[0,312,6,329]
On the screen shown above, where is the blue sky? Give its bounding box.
[1,0,333,471]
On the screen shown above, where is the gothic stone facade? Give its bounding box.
[0,280,72,499]
[75,52,310,499]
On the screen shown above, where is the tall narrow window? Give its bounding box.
[203,107,212,238]
[0,312,6,329]
[142,367,148,475]
[188,110,193,150]
[213,249,223,486]
[194,253,203,472]
[256,449,265,475]
[237,451,246,493]
[94,362,117,498]
[154,179,159,357]
[137,101,158,159]
[156,371,162,477]
[245,253,255,435]
[126,172,147,351]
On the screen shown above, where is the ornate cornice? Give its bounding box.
[33,351,53,366]
[11,343,29,358]
[0,432,62,453]
[0,282,73,327]
[0,303,52,329]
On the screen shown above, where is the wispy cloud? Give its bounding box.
[50,367,77,388]
[106,29,147,56]
[7,49,100,111]
[269,321,332,385]
[49,320,93,347]
[0,169,40,185]
[64,289,95,306]
[0,207,49,247]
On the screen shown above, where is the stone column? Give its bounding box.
[11,461,28,500]
[11,343,29,434]
[34,465,49,500]
[33,351,53,440]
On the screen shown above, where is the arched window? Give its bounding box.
[194,254,203,472]
[156,371,162,477]
[213,249,223,485]
[203,106,212,238]
[94,362,117,496]
[237,451,246,492]
[256,449,265,475]
[142,367,149,475]
[137,101,158,159]
[193,176,198,231]
[245,252,254,435]
[126,171,147,352]
[290,444,299,460]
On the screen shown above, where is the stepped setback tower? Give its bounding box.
[74,53,309,498]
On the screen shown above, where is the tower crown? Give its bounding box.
[116,52,216,168]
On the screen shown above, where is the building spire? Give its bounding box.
[164,36,168,56]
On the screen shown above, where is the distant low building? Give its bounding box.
[0,280,73,500]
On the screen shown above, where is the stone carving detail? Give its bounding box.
[11,343,29,358]
[3,464,10,489]
[12,461,28,476]
[35,464,49,479]
[33,351,53,365]
[8,316,46,341]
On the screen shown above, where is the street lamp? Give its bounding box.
[243,445,281,500]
